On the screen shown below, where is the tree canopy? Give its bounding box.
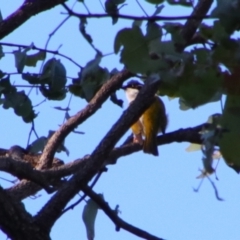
[0,0,240,239]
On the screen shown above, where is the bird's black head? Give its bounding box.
[121,80,143,90]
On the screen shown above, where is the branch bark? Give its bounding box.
[0,0,67,40]
[176,0,214,52]
[82,186,165,240]
[5,119,206,200]
[0,187,50,240]
[37,69,133,169]
[34,80,161,232]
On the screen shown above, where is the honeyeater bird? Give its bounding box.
[122,80,167,156]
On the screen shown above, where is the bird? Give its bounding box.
[122,80,167,156]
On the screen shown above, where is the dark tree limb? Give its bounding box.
[5,123,205,200]
[0,0,67,40]
[0,187,50,240]
[0,157,55,193]
[34,80,161,232]
[82,186,165,240]
[37,69,133,169]
[176,0,214,52]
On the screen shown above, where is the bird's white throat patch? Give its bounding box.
[125,88,139,103]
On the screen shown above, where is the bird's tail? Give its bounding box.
[143,136,158,156]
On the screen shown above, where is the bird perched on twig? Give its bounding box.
[122,80,167,156]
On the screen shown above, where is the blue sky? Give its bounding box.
[0,1,240,240]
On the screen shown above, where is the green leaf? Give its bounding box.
[28,137,48,153]
[69,54,109,101]
[40,58,67,100]
[0,77,16,95]
[3,90,36,123]
[163,22,184,44]
[105,0,126,25]
[110,92,123,107]
[81,54,102,79]
[13,49,27,73]
[22,73,46,84]
[114,26,167,74]
[149,40,189,63]
[40,86,67,100]
[13,44,33,73]
[41,58,67,91]
[82,195,103,240]
[0,10,3,22]
[146,22,162,41]
[219,95,240,173]
[105,1,118,25]
[178,64,222,108]
[211,0,240,34]
[79,18,93,44]
[0,70,5,79]
[25,51,46,67]
[0,45,4,59]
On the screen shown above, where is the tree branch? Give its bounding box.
[0,186,50,240]
[176,0,214,52]
[62,3,213,22]
[5,123,205,200]
[0,156,55,193]
[0,42,82,68]
[37,69,133,169]
[34,80,161,232]
[0,0,67,40]
[82,186,165,240]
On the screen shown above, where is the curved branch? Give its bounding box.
[0,157,55,193]
[82,186,165,240]
[0,187,50,240]
[176,0,214,52]
[5,123,205,200]
[34,80,161,232]
[37,69,133,169]
[0,0,67,40]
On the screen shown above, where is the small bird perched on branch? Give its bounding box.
[122,80,167,156]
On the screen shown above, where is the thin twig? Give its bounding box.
[62,3,214,21]
[136,0,148,17]
[82,186,165,240]
[0,42,82,69]
[61,169,105,214]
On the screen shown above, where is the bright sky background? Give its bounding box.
[0,1,240,240]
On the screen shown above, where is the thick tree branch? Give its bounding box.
[176,0,214,52]
[5,123,205,200]
[82,186,165,240]
[0,187,50,240]
[37,69,133,169]
[0,156,55,193]
[34,80,161,232]
[0,0,67,40]
[106,123,205,165]
[0,145,64,168]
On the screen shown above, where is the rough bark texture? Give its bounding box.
[0,0,214,239]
